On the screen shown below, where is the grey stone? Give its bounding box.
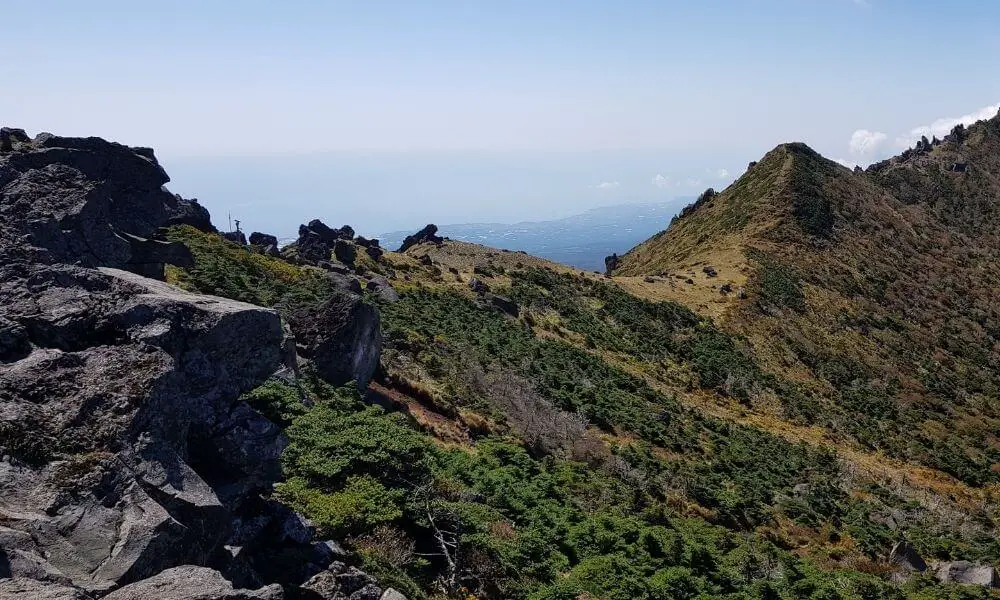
[0,265,290,591]
[350,584,384,600]
[490,294,519,317]
[0,132,206,267]
[288,291,381,388]
[0,578,92,599]
[366,276,399,303]
[889,540,926,573]
[934,561,999,588]
[102,566,284,600]
[397,224,442,252]
[333,240,357,265]
[380,589,409,600]
[249,232,279,247]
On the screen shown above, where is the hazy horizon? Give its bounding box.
[3,1,999,235]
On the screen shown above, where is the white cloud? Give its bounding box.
[686,178,702,187]
[895,103,1000,149]
[652,174,670,188]
[848,129,887,157]
[594,181,620,190]
[834,157,859,169]
[716,168,729,179]
[843,102,1000,168]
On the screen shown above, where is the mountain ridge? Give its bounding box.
[611,109,1000,489]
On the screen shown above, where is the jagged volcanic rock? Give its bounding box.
[0,129,396,599]
[397,224,443,252]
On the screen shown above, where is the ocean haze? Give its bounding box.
[159,151,733,239]
[379,201,690,272]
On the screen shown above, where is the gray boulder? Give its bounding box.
[0,578,93,599]
[334,239,357,265]
[888,540,926,573]
[934,561,999,588]
[397,224,442,252]
[249,232,279,248]
[102,566,283,600]
[490,294,519,317]
[288,291,381,388]
[0,131,208,268]
[223,231,248,245]
[366,276,399,303]
[0,266,292,592]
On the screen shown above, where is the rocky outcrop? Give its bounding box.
[165,196,215,233]
[0,129,398,599]
[397,224,443,252]
[223,231,248,245]
[933,561,999,588]
[603,253,619,275]
[287,292,382,388]
[333,239,357,266]
[293,220,354,264]
[0,266,292,594]
[249,232,279,248]
[0,131,208,269]
[118,231,194,280]
[102,566,283,600]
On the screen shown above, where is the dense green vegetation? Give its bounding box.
[508,268,761,398]
[166,226,999,598]
[245,372,995,600]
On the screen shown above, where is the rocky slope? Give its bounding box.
[0,130,403,599]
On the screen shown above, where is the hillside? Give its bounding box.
[2,126,999,600]
[614,114,1000,488]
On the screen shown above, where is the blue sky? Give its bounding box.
[3,1,999,235]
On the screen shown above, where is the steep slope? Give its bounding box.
[613,112,1000,491]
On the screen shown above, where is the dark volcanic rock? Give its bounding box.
[0,129,397,598]
[165,195,216,233]
[102,565,284,599]
[604,253,619,275]
[119,231,195,280]
[294,220,355,265]
[888,540,927,578]
[397,224,443,252]
[0,267,291,592]
[223,231,248,245]
[334,239,357,265]
[0,130,208,268]
[0,129,352,598]
[365,245,384,261]
[249,232,279,247]
[287,291,382,388]
[490,294,519,317]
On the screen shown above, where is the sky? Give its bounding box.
[2,1,999,236]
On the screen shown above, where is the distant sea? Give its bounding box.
[379,200,689,272]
